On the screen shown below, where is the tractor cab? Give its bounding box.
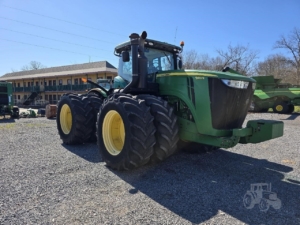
[114,39,184,84]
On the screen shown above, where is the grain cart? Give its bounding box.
[56,31,284,170]
[249,75,300,113]
[0,81,19,119]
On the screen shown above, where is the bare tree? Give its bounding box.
[21,61,46,71]
[274,27,300,84]
[182,50,200,69]
[255,54,296,83]
[216,44,259,76]
[183,51,224,71]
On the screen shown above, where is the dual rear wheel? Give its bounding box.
[57,93,180,170]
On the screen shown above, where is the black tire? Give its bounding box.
[287,104,295,114]
[56,93,95,144]
[136,95,179,163]
[249,100,267,112]
[84,93,103,142]
[97,94,156,170]
[273,102,289,114]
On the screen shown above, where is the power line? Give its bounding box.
[0,16,116,44]
[0,27,111,52]
[0,38,116,61]
[1,4,126,38]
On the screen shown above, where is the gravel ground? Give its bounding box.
[0,112,300,225]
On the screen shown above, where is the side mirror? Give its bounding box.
[122,51,130,62]
[178,59,182,69]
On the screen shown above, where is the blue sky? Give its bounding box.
[0,0,299,76]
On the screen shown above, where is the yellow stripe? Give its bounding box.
[157,72,218,78]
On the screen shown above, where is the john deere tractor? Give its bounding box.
[56,31,284,170]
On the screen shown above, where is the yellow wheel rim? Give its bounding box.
[276,105,283,111]
[60,104,72,134]
[102,110,125,156]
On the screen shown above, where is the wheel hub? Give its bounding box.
[276,105,283,111]
[60,104,72,134]
[102,110,125,156]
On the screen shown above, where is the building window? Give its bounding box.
[53,95,57,101]
[58,95,61,100]
[24,83,26,87]
[18,95,20,100]
[28,82,30,87]
[53,80,56,86]
[44,81,47,86]
[45,95,48,100]
[36,81,39,86]
[49,80,52,86]
[41,82,43,85]
[74,78,78,85]
[31,82,33,86]
[59,80,63,85]
[17,83,20,87]
[13,83,16,87]
[67,79,72,85]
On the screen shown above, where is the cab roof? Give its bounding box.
[114,39,182,55]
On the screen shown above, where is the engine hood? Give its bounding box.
[156,69,256,83]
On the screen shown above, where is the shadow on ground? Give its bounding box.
[0,118,16,123]
[110,149,300,224]
[281,113,300,120]
[61,142,102,163]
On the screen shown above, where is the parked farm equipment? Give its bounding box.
[0,81,19,119]
[249,75,300,113]
[56,31,284,170]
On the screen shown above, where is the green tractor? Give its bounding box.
[249,75,300,113]
[56,31,284,170]
[0,81,19,119]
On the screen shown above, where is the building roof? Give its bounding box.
[0,61,117,81]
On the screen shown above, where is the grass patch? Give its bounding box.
[0,123,16,129]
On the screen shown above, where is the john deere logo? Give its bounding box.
[243,183,281,212]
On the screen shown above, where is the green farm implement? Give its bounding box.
[250,75,300,113]
[0,81,19,119]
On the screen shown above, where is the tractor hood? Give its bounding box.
[157,69,256,82]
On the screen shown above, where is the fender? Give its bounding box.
[87,88,107,98]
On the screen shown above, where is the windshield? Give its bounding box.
[97,79,111,90]
[118,48,174,82]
